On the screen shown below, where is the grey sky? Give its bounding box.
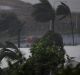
[21,0,80,12]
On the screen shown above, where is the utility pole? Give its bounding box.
[75,14,78,44]
[49,0,55,31]
[76,15,78,29]
[17,21,25,48]
[50,20,52,31]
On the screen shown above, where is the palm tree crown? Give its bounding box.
[0,41,24,67]
[32,0,71,32]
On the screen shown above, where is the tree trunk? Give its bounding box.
[50,20,52,31]
[17,22,25,48]
[51,17,55,32]
[70,14,74,45]
[18,29,21,48]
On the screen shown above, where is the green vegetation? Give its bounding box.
[0,41,26,75]
[30,31,65,75]
[14,31,65,75]
[0,32,80,75]
[0,0,80,75]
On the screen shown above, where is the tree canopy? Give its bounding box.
[0,12,23,36]
[32,0,71,31]
[30,31,65,75]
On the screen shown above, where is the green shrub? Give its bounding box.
[30,31,65,75]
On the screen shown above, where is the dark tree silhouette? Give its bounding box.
[32,0,71,32]
[31,31,65,75]
[56,2,74,45]
[0,12,25,47]
[0,41,23,62]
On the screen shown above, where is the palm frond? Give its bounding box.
[0,42,23,61]
[0,49,16,62]
[56,2,71,20]
[58,15,66,20]
[32,0,54,22]
[5,41,22,57]
[5,41,18,50]
[61,2,71,14]
[40,0,48,3]
[2,48,18,60]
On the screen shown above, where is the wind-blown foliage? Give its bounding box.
[0,12,22,36]
[57,62,80,75]
[0,41,24,64]
[30,31,65,75]
[0,12,25,47]
[32,0,71,31]
[56,2,74,45]
[0,41,26,75]
[56,2,71,20]
[16,31,65,75]
[32,0,55,22]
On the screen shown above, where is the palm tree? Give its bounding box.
[0,41,26,75]
[32,1,73,74]
[0,12,25,48]
[56,2,74,45]
[32,0,71,32]
[0,41,25,66]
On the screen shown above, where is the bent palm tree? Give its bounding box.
[32,0,55,31]
[32,0,71,32]
[0,41,26,75]
[0,41,24,66]
[56,2,71,19]
[57,2,74,45]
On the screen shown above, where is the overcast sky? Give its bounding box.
[21,0,80,12]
